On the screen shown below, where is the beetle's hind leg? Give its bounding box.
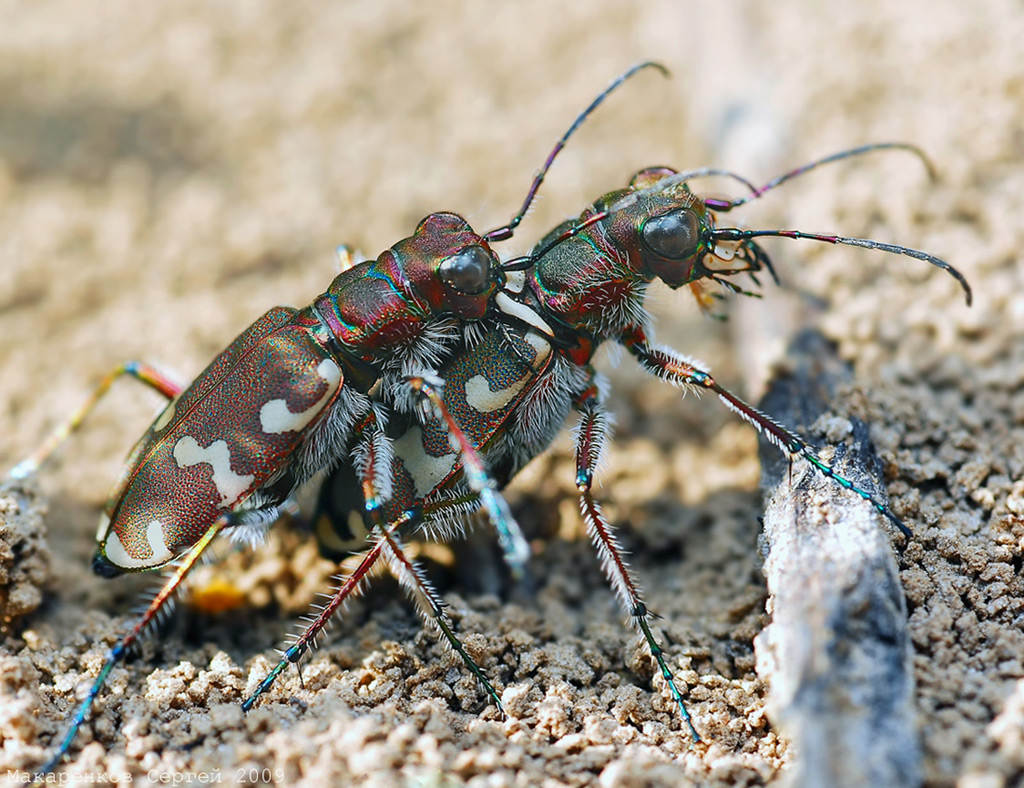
[41,512,232,772]
[9,361,182,479]
[244,413,504,715]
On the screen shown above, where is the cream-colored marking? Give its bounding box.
[96,512,111,541]
[315,512,367,553]
[173,436,255,508]
[523,332,552,366]
[496,291,555,338]
[104,530,147,569]
[465,374,530,413]
[464,331,551,413]
[103,520,172,569]
[260,358,343,434]
[347,512,369,543]
[153,398,177,432]
[714,240,739,260]
[146,520,174,564]
[393,426,457,498]
[705,240,740,270]
[504,270,526,294]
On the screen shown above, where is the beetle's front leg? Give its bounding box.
[407,375,530,577]
[572,377,700,741]
[620,328,910,538]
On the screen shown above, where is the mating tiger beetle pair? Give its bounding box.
[7,62,972,772]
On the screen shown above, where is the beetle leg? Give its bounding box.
[407,375,530,577]
[242,490,493,712]
[42,511,231,772]
[334,243,358,273]
[242,509,407,712]
[573,385,701,742]
[355,407,501,709]
[246,412,504,714]
[10,361,182,479]
[377,526,505,716]
[622,332,911,538]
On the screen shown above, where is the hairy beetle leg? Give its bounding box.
[626,336,910,538]
[378,526,506,717]
[407,375,530,577]
[242,512,406,712]
[358,413,505,715]
[243,491,505,715]
[42,512,230,773]
[9,361,182,479]
[574,391,701,742]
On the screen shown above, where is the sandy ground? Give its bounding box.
[1,1,1023,786]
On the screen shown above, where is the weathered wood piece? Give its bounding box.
[754,329,920,788]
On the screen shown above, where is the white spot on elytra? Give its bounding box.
[173,436,255,508]
[523,332,551,364]
[146,520,173,563]
[393,426,457,498]
[103,519,173,569]
[465,374,529,413]
[153,398,177,432]
[260,358,343,434]
[96,512,111,542]
[465,332,550,413]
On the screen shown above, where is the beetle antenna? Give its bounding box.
[710,227,972,305]
[486,61,669,243]
[704,142,937,212]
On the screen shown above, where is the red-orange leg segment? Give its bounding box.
[407,375,530,577]
[9,361,182,479]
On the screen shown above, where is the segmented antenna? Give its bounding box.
[710,227,972,305]
[703,142,936,212]
[485,61,670,243]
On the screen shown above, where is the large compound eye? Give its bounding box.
[439,245,492,295]
[641,209,700,259]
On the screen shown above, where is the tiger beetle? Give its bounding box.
[252,132,972,741]
[10,62,674,772]
[9,62,971,771]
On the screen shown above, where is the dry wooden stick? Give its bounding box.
[755,329,920,788]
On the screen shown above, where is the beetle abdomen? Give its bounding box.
[98,309,344,571]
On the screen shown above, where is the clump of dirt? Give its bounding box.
[0,480,50,627]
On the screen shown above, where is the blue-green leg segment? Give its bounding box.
[41,513,230,772]
[625,337,911,538]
